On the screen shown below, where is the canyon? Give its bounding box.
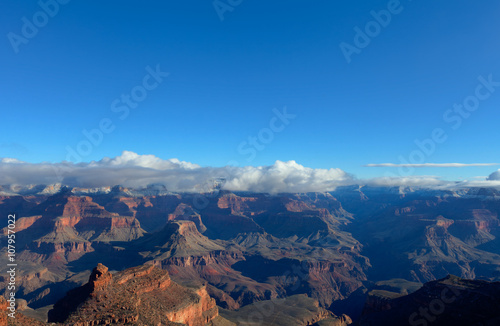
[1,184,500,324]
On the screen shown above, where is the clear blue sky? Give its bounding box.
[1,0,499,180]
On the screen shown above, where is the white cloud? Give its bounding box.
[1,152,500,193]
[488,169,500,181]
[450,180,500,188]
[92,151,199,170]
[364,163,499,168]
[0,151,352,193]
[222,160,353,193]
[1,158,25,164]
[365,175,447,188]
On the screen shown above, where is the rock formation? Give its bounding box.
[2,185,500,324]
[48,263,224,325]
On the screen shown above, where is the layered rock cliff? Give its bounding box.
[48,263,222,325]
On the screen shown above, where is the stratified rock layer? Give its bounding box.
[48,263,220,326]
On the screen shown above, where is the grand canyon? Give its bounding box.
[5,1,500,324]
[1,184,500,325]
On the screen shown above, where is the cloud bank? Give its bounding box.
[364,176,448,188]
[1,151,500,193]
[364,163,499,168]
[0,151,353,193]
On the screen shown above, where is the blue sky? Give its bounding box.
[1,0,500,181]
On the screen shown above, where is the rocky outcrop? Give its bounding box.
[217,194,259,215]
[168,203,207,233]
[48,263,221,325]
